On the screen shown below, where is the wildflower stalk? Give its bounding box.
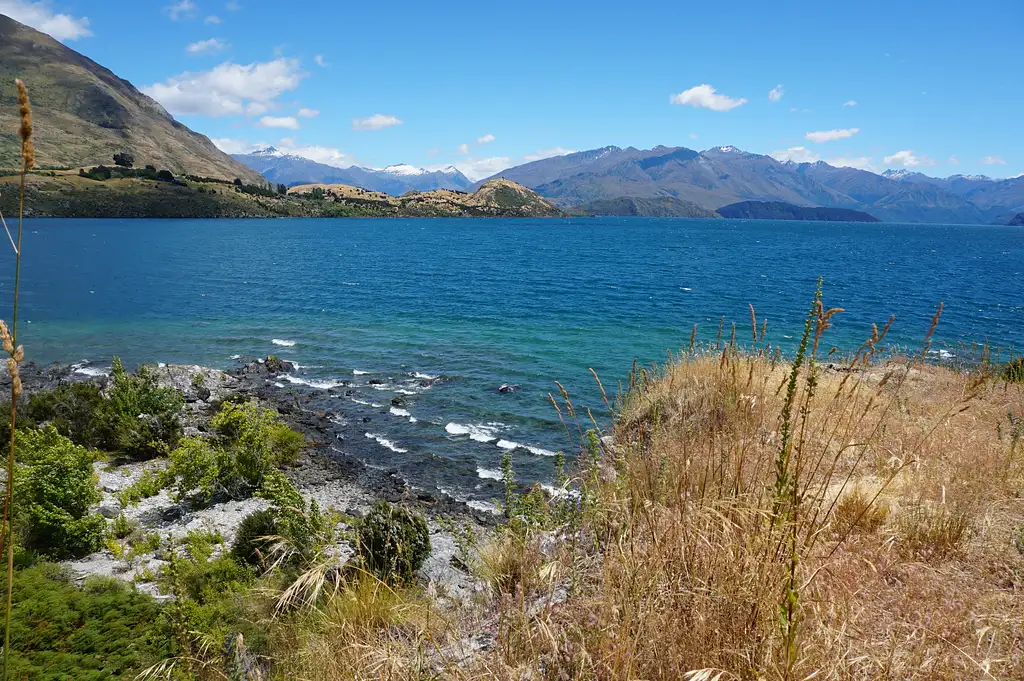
[0,78,32,680]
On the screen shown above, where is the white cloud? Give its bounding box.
[805,128,860,143]
[689,133,698,140]
[476,133,496,144]
[523,147,575,162]
[768,84,784,103]
[142,58,307,118]
[186,38,228,55]
[449,157,512,181]
[258,115,300,130]
[314,54,327,67]
[769,146,820,164]
[352,114,403,131]
[213,137,352,168]
[225,0,241,9]
[0,0,91,40]
[883,150,936,167]
[948,155,960,165]
[842,100,857,107]
[456,143,470,155]
[296,108,319,118]
[826,156,876,172]
[981,155,1006,165]
[670,84,747,112]
[204,15,221,24]
[164,0,196,20]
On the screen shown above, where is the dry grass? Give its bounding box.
[257,303,1024,680]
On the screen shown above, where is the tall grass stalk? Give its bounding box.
[0,79,32,681]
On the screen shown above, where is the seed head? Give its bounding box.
[13,345,23,362]
[12,375,22,398]
[16,79,35,170]
[6,357,16,376]
[0,320,12,355]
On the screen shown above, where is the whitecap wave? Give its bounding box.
[495,438,556,457]
[352,369,371,375]
[476,467,503,481]
[229,354,242,360]
[271,339,296,347]
[394,388,418,395]
[364,433,408,453]
[466,499,501,514]
[283,374,343,390]
[71,362,109,377]
[413,372,439,380]
[446,422,504,443]
[349,397,384,408]
[389,407,411,418]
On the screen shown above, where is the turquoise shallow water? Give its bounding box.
[1,217,1022,504]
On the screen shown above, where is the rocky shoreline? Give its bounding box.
[3,358,498,601]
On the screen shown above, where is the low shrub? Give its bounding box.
[1003,357,1024,384]
[0,563,169,681]
[162,400,305,501]
[355,500,430,584]
[14,427,106,559]
[897,502,973,560]
[24,382,106,448]
[232,508,278,566]
[95,357,184,459]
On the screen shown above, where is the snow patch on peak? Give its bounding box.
[882,168,915,180]
[252,146,282,157]
[379,164,425,176]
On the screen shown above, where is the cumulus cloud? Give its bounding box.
[981,155,1006,165]
[670,84,747,112]
[456,143,470,155]
[164,0,197,20]
[883,150,936,167]
[352,114,402,131]
[805,128,860,143]
[142,58,307,118]
[258,115,300,129]
[186,38,228,55]
[0,0,91,40]
[213,137,351,168]
[314,54,327,67]
[523,147,575,162]
[476,133,496,144]
[449,157,512,181]
[296,108,319,118]
[948,155,960,165]
[826,156,876,172]
[768,84,784,103]
[205,15,221,24]
[842,100,857,107]
[769,146,820,164]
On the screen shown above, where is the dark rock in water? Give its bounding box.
[368,378,385,385]
[419,379,433,387]
[264,356,295,374]
[391,396,407,407]
[498,384,520,393]
[361,417,372,423]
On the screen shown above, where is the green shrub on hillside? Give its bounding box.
[231,508,278,566]
[161,400,304,501]
[23,382,105,448]
[96,357,184,459]
[356,500,430,584]
[14,427,106,559]
[0,563,169,681]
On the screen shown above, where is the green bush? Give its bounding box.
[116,468,164,506]
[111,513,137,539]
[231,508,279,566]
[24,382,105,448]
[14,427,106,559]
[356,500,430,584]
[256,470,337,567]
[0,563,169,681]
[96,357,184,459]
[163,400,304,501]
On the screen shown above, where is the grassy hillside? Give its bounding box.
[0,14,263,184]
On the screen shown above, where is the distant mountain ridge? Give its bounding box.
[232,148,473,194]
[716,201,879,222]
[0,13,262,184]
[482,146,1024,224]
[572,196,720,218]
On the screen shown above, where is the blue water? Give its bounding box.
[1,217,1022,505]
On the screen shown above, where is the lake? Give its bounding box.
[2,217,1021,506]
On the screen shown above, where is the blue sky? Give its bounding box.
[3,0,1022,180]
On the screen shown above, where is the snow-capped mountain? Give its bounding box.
[231,150,473,194]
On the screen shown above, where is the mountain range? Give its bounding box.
[231,148,474,194]
[479,146,1024,224]
[0,14,262,184]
